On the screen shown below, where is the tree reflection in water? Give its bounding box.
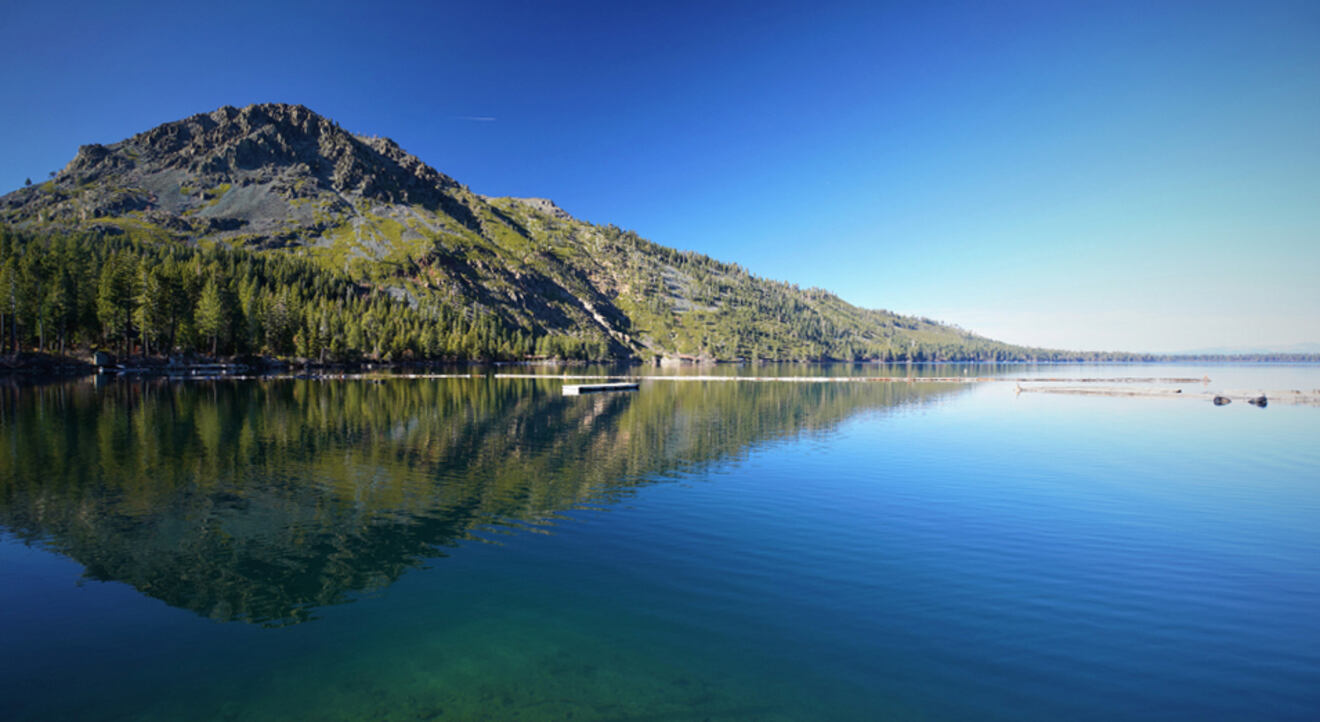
[0,376,961,625]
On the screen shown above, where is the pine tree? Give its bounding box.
[0,259,14,354]
[238,276,262,353]
[17,251,46,352]
[45,272,73,354]
[97,255,137,356]
[135,266,170,356]
[195,277,227,356]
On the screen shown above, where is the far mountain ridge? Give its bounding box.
[1,102,1071,362]
[1176,342,1320,356]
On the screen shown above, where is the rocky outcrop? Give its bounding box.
[2,103,484,238]
[508,197,572,220]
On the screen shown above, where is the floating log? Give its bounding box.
[1016,387,1318,406]
[562,382,640,396]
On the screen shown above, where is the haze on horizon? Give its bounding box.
[1,0,1316,354]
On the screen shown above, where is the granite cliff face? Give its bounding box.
[0,104,1020,361]
[5,103,479,245]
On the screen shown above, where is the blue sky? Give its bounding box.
[2,0,1317,352]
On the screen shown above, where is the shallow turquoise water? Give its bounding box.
[1,366,1317,720]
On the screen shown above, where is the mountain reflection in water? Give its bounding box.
[0,376,961,625]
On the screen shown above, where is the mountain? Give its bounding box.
[0,103,1049,362]
[1176,342,1320,356]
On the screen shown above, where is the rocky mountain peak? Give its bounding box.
[5,103,479,239]
[63,103,461,204]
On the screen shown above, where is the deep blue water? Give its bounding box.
[1,365,1317,720]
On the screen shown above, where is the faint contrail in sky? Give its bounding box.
[456,116,497,122]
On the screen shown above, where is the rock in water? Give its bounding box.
[1213,396,1231,406]
[1247,395,1268,408]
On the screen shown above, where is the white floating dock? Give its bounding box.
[562,381,640,396]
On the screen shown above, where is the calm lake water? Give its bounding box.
[1,364,1317,720]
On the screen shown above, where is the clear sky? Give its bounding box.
[2,0,1317,353]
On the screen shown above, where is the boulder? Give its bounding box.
[1213,396,1231,406]
[1247,395,1268,408]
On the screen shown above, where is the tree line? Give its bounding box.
[8,224,1309,366]
[0,226,611,362]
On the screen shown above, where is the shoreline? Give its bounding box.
[3,352,1320,381]
[5,368,1318,406]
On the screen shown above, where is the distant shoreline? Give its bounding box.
[2,351,1318,390]
[3,351,1319,379]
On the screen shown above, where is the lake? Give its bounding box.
[1,364,1317,720]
